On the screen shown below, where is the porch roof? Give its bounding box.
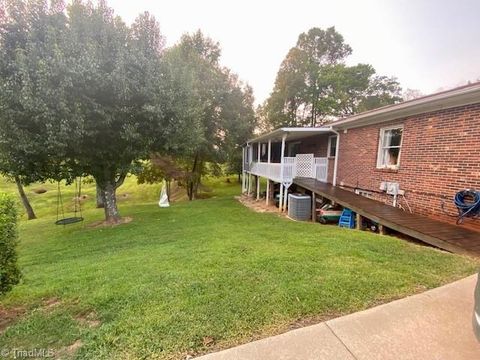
[246,127,332,144]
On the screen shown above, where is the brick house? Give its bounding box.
[242,82,480,231]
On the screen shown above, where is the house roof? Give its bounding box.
[246,82,480,145]
[246,127,332,144]
[331,81,480,129]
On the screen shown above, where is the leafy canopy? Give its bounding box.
[260,27,402,129]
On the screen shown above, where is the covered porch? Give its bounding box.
[242,127,338,211]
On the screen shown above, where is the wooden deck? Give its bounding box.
[294,178,480,257]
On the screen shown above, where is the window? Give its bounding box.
[328,135,337,158]
[377,125,403,169]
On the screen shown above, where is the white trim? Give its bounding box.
[327,135,337,158]
[376,124,404,169]
[332,82,480,130]
[246,127,332,144]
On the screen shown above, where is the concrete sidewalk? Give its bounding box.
[197,275,480,360]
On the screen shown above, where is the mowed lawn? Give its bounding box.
[0,177,478,359]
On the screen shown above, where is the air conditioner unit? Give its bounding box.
[386,182,400,195]
[288,194,311,221]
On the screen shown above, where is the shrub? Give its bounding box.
[0,193,21,295]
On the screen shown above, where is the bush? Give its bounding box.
[0,193,21,295]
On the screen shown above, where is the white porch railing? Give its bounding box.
[314,157,328,182]
[249,154,328,183]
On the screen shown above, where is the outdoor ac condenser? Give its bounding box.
[288,194,312,221]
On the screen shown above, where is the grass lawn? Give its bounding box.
[0,176,478,359]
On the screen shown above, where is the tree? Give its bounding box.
[262,27,401,128]
[156,31,255,199]
[403,88,424,101]
[0,1,166,224]
[321,64,402,116]
[0,0,68,220]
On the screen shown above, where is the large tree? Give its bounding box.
[155,31,255,199]
[261,27,401,129]
[0,0,70,219]
[0,1,166,224]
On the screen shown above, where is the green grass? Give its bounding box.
[0,176,478,359]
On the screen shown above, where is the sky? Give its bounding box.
[109,0,480,105]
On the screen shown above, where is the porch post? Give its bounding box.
[256,142,261,200]
[241,146,245,193]
[266,139,271,205]
[279,134,287,211]
[248,145,253,196]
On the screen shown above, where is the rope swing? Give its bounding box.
[55,177,84,226]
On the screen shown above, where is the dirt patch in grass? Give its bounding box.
[87,216,133,228]
[42,297,61,310]
[56,340,83,358]
[75,311,101,328]
[0,307,26,333]
[236,195,282,214]
[32,187,48,194]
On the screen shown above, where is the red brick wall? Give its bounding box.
[295,134,329,157]
[336,103,480,230]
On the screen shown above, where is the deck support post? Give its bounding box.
[311,192,316,222]
[379,224,386,235]
[279,184,284,211]
[266,179,270,204]
[267,180,274,206]
[283,186,288,212]
[356,213,362,230]
[256,176,260,200]
[247,173,252,196]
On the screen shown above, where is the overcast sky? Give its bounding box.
[109,0,480,105]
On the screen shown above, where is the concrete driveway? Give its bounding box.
[197,275,480,360]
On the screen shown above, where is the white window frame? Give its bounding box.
[376,124,404,169]
[327,135,337,158]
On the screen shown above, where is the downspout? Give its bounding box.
[329,127,340,187]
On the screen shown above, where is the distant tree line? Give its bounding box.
[259,27,403,129]
[0,0,256,224]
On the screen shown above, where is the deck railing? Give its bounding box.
[249,154,328,183]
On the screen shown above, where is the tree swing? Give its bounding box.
[55,177,84,225]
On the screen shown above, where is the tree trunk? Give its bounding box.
[166,180,171,199]
[188,152,200,201]
[15,176,36,220]
[102,180,121,224]
[96,184,104,208]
